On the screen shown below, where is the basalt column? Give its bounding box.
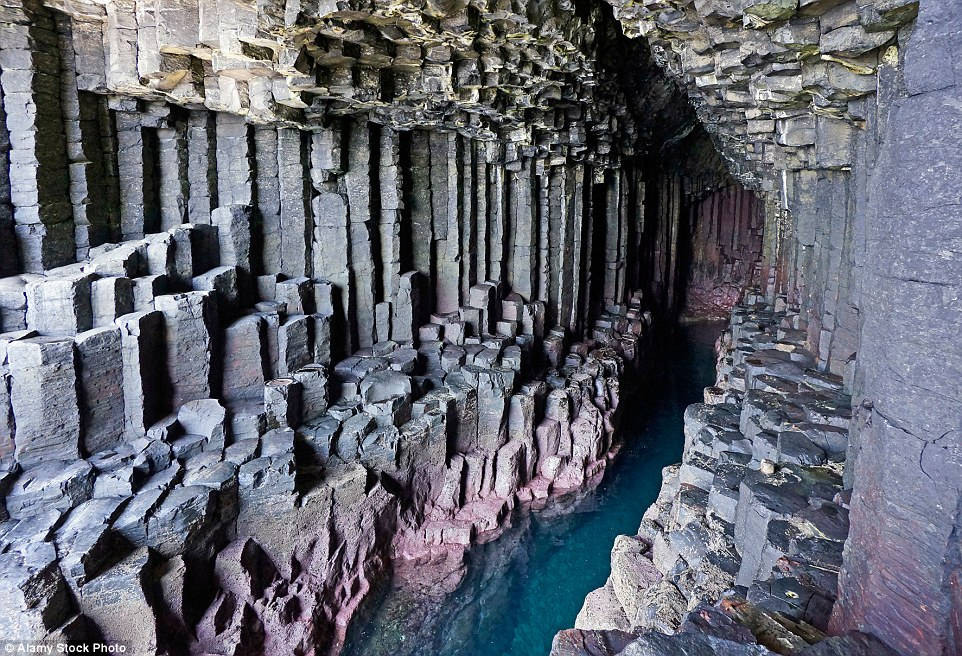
[638,129,766,321]
[562,1,961,655]
[0,0,74,272]
[4,0,958,654]
[0,1,706,653]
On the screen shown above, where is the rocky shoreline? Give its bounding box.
[0,219,656,655]
[551,294,896,656]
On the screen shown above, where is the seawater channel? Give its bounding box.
[343,321,722,656]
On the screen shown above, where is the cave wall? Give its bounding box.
[603,0,961,653]
[605,0,890,377]
[680,183,764,319]
[641,128,767,320]
[0,0,672,349]
[0,0,762,332]
[0,0,748,651]
[0,103,655,354]
[832,4,962,651]
[3,0,957,652]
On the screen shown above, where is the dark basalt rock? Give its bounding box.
[795,632,901,656]
[556,297,913,655]
[551,629,637,656]
[0,0,958,652]
[679,603,757,644]
[619,631,775,655]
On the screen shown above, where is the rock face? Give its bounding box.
[0,0,960,654]
[597,0,962,654]
[0,1,668,642]
[552,295,891,656]
[0,213,652,652]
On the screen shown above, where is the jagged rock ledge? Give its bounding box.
[0,218,655,655]
[551,295,898,656]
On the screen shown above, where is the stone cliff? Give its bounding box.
[0,1,697,652]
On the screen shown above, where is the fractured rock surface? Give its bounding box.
[0,81,660,647]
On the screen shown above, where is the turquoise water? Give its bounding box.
[342,321,721,656]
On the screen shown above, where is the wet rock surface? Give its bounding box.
[1,1,683,645]
[553,294,890,656]
[339,320,719,656]
[0,206,656,653]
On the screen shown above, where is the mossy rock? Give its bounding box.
[743,0,797,22]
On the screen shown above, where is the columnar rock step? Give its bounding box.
[550,295,897,656]
[0,214,653,654]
